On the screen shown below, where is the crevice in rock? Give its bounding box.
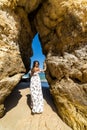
[71,78,82,84]
[8,72,24,78]
[28,2,43,34]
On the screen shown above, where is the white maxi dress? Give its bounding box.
[30,71,43,113]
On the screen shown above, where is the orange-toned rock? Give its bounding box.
[0,0,87,130]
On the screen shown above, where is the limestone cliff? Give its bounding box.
[33,1,87,130]
[0,0,87,130]
[0,0,34,117]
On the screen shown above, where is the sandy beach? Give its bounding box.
[0,82,72,130]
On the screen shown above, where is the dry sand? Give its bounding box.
[0,82,72,130]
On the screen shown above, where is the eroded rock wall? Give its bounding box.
[0,0,34,117]
[0,0,87,130]
[33,0,87,130]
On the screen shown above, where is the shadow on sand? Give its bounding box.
[43,87,57,112]
[4,87,22,114]
[4,81,57,115]
[26,86,57,113]
[4,82,29,114]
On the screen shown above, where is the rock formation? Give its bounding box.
[0,0,87,130]
[33,1,87,130]
[0,0,34,117]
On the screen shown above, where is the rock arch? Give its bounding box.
[0,1,87,130]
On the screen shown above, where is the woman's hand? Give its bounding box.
[43,61,47,72]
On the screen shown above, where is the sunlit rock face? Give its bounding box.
[34,0,87,130]
[0,0,34,117]
[35,0,87,56]
[0,0,87,130]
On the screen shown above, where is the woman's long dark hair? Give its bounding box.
[33,60,39,68]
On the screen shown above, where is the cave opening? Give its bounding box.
[4,33,50,115]
[30,33,49,88]
[21,33,49,88]
[30,33,45,69]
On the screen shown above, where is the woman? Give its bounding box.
[29,60,46,114]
